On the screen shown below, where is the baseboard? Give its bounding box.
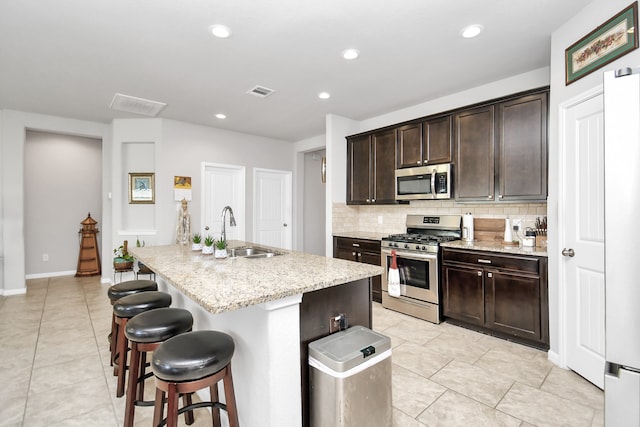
[1,288,27,296]
[547,350,564,368]
[25,270,76,280]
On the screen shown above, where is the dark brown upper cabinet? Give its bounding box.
[346,129,397,205]
[455,90,548,202]
[454,105,496,201]
[397,115,452,168]
[496,92,548,201]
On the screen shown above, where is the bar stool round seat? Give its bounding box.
[152,330,239,427]
[113,291,172,397]
[107,280,158,369]
[108,279,157,303]
[123,308,193,427]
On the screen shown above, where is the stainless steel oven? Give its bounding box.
[380,214,461,324]
[381,248,440,323]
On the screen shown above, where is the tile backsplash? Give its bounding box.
[332,200,547,240]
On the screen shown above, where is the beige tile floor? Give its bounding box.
[0,276,603,426]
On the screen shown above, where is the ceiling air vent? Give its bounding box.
[247,85,275,98]
[109,93,167,117]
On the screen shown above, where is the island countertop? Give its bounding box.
[129,242,384,315]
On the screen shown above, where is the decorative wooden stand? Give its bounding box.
[76,213,101,277]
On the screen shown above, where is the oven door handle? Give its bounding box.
[381,249,438,261]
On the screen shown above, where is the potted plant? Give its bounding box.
[202,235,215,255]
[214,238,228,259]
[192,233,203,251]
[113,240,134,271]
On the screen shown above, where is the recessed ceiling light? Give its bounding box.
[210,25,232,38]
[318,92,331,100]
[215,113,226,119]
[461,24,483,39]
[342,49,360,60]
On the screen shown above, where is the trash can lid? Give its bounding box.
[308,325,391,373]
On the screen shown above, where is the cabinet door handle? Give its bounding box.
[478,259,492,264]
[417,161,421,165]
[477,271,482,276]
[371,199,376,203]
[366,199,370,203]
[487,272,493,278]
[487,195,493,200]
[498,195,503,199]
[357,253,362,257]
[352,252,357,256]
[352,243,360,247]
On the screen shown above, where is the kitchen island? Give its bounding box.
[129,242,383,427]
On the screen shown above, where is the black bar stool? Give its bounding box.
[107,279,157,366]
[113,291,172,397]
[123,307,194,427]
[151,330,240,427]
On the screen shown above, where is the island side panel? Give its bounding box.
[299,277,372,427]
[158,278,304,427]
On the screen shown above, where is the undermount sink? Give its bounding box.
[229,247,277,258]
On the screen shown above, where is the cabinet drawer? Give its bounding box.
[334,237,380,253]
[442,248,539,274]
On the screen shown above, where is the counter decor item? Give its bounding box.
[503,218,513,243]
[523,228,536,247]
[202,235,214,255]
[462,213,474,242]
[214,238,228,259]
[113,240,134,270]
[535,216,548,248]
[191,233,202,251]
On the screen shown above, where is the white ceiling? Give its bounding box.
[0,0,592,142]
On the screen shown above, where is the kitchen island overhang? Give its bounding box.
[129,242,383,427]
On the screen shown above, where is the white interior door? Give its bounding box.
[253,168,292,249]
[560,88,606,389]
[202,163,245,242]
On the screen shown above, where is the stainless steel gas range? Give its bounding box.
[380,214,462,324]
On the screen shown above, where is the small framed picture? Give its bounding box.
[565,2,639,85]
[128,172,155,204]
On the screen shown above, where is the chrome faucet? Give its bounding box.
[221,206,236,243]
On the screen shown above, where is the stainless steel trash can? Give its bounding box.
[308,325,392,427]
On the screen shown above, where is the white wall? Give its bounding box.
[294,134,326,251]
[24,131,102,276]
[0,110,111,295]
[111,118,295,257]
[548,0,640,361]
[303,149,326,255]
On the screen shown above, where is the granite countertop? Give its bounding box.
[332,231,388,241]
[441,240,548,257]
[129,241,384,315]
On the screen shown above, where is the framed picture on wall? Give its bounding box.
[565,2,639,85]
[128,172,155,204]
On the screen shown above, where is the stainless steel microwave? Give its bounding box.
[395,163,452,200]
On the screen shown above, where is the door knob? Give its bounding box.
[283,223,288,227]
[562,248,575,257]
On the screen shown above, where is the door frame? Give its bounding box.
[253,167,292,250]
[557,84,604,369]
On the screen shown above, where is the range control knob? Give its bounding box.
[404,244,409,249]
[415,245,420,250]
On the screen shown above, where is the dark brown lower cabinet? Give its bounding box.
[442,248,548,349]
[333,236,382,303]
